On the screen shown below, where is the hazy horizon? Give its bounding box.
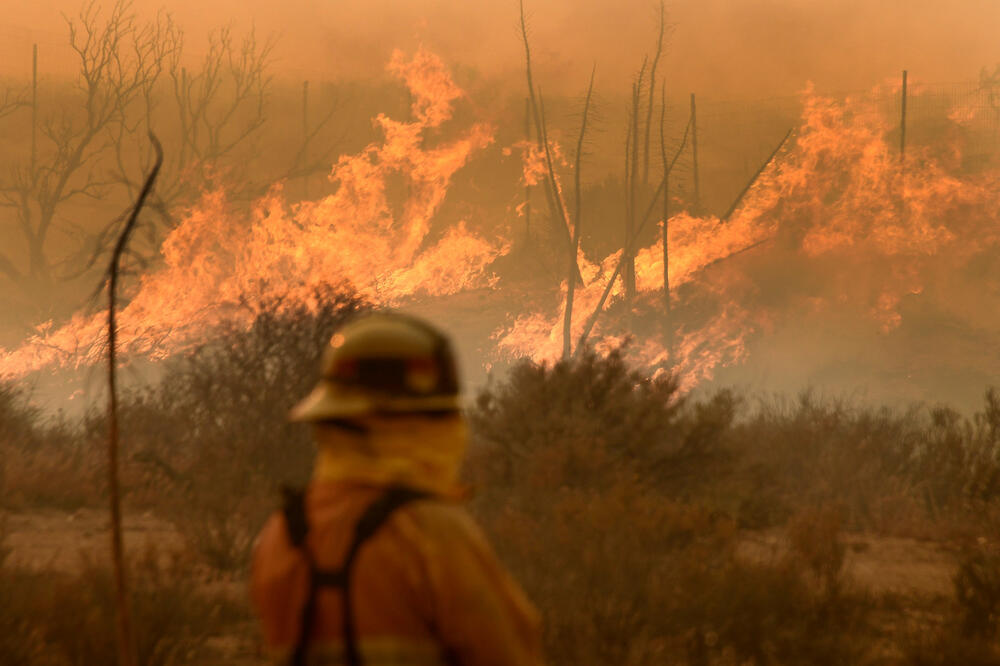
[1,0,997,98]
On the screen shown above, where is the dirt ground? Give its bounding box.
[737,530,956,599]
[7,507,958,596]
[3,507,961,664]
[5,508,182,571]
[4,508,264,665]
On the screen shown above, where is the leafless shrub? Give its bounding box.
[468,351,874,665]
[120,285,367,570]
[0,546,241,666]
[0,383,102,510]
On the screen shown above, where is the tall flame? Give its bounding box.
[3,64,999,400]
[0,48,501,377]
[494,83,1000,390]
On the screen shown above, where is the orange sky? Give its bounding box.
[1,0,998,98]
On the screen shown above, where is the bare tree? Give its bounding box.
[0,87,28,122]
[623,65,645,301]
[659,86,673,351]
[575,107,691,355]
[110,24,273,216]
[562,67,596,360]
[518,0,581,281]
[642,2,667,186]
[96,19,337,277]
[0,0,169,292]
[109,23,337,257]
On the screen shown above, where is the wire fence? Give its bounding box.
[667,78,1000,215]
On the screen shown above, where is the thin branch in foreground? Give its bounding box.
[106,131,163,666]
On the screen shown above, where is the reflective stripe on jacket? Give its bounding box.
[251,479,545,666]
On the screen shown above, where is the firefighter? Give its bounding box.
[251,312,545,666]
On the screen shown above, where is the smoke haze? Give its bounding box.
[2,0,997,96]
[1,0,1000,413]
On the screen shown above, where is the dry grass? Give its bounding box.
[0,543,249,666]
[10,325,1000,662]
[467,349,1000,663]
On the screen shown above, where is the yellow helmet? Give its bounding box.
[290,312,461,422]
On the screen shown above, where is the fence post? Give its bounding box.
[302,80,309,200]
[899,70,907,164]
[31,43,37,177]
[524,96,531,242]
[690,93,700,213]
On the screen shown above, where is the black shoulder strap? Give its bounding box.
[285,485,430,666]
[281,486,309,548]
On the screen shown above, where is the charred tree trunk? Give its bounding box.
[575,110,691,355]
[524,96,532,242]
[518,0,580,280]
[624,80,642,300]
[690,92,700,213]
[643,3,666,186]
[562,67,596,360]
[658,86,672,352]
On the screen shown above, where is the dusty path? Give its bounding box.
[3,507,265,665]
[4,507,183,571]
[6,507,958,600]
[736,531,955,599]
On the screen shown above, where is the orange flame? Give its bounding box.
[0,48,501,378]
[4,67,1000,397]
[494,83,1000,389]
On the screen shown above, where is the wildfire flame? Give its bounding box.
[3,57,999,400]
[0,48,501,377]
[494,83,1000,390]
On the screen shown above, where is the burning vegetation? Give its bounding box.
[3,0,1000,664]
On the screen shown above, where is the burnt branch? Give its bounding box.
[562,66,596,360]
[105,131,163,666]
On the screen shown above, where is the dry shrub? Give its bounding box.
[0,383,102,510]
[954,542,1000,640]
[903,537,1000,665]
[1,436,103,510]
[0,543,242,666]
[0,516,55,666]
[786,502,847,595]
[0,382,40,445]
[471,347,684,473]
[730,389,1000,535]
[469,352,874,665]
[121,287,367,570]
[0,569,60,666]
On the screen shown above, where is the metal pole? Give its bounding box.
[524,96,531,241]
[690,92,700,213]
[302,80,309,200]
[900,70,907,163]
[626,82,640,300]
[31,44,37,177]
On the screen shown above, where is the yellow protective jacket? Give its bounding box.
[250,416,545,666]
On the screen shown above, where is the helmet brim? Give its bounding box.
[289,380,462,422]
